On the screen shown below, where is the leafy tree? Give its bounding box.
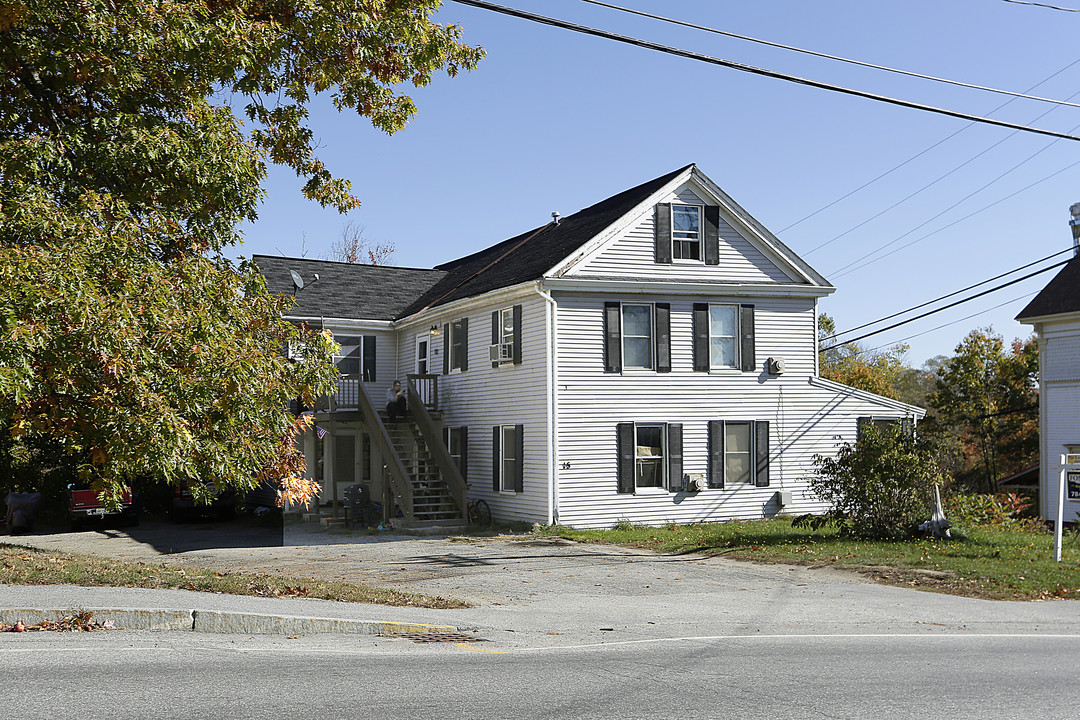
[928,329,1038,493]
[0,1,482,505]
[818,313,913,401]
[801,424,942,539]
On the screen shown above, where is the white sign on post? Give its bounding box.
[1055,455,1080,562]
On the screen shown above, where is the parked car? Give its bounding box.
[170,480,236,522]
[68,483,138,531]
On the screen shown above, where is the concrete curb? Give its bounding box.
[0,608,456,636]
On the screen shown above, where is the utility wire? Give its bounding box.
[809,81,1080,257]
[582,0,1080,109]
[782,57,1080,235]
[825,247,1075,341]
[863,292,1035,354]
[830,155,1080,279]
[449,0,1080,142]
[820,260,1070,352]
[1003,0,1080,11]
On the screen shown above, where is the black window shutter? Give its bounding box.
[755,420,770,487]
[655,303,671,373]
[362,335,376,382]
[704,205,720,266]
[604,302,622,373]
[442,323,450,375]
[654,203,672,264]
[667,423,684,492]
[460,317,468,372]
[692,303,709,372]
[491,311,499,368]
[492,426,501,492]
[514,424,524,492]
[512,305,523,365]
[460,427,469,482]
[616,423,635,494]
[740,304,756,372]
[708,420,725,488]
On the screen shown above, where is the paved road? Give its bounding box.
[4,519,1080,718]
[2,630,1076,719]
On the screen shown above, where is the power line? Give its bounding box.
[863,292,1036,355]
[449,0,1080,142]
[825,248,1075,341]
[820,259,1070,352]
[1003,0,1080,11]
[782,56,1080,235]
[830,155,1080,279]
[582,0,1080,109]
[809,81,1080,258]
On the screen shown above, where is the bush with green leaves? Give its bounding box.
[944,492,1042,531]
[798,424,942,539]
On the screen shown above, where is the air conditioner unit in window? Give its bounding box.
[286,341,307,361]
[489,343,513,363]
[767,356,786,375]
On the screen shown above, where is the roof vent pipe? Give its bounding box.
[1070,202,1080,255]
[552,211,560,225]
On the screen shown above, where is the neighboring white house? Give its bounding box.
[1016,252,1080,524]
[256,164,923,529]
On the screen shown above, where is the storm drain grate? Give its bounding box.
[386,631,489,644]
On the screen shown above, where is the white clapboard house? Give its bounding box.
[256,164,923,529]
[1016,251,1080,523]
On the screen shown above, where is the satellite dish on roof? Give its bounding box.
[289,269,305,294]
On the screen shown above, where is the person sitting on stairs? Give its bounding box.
[385,380,407,421]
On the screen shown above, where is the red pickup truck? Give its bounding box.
[68,483,138,531]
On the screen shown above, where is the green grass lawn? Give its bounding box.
[0,544,469,609]
[536,517,1080,601]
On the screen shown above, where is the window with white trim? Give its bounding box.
[492,424,523,493]
[709,305,739,368]
[671,205,702,261]
[724,421,753,484]
[444,318,468,374]
[635,424,666,488]
[443,426,468,481]
[622,303,654,370]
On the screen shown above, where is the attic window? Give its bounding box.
[671,205,702,261]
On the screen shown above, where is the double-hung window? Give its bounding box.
[443,426,468,481]
[707,420,770,488]
[709,305,738,368]
[490,305,522,367]
[331,334,377,381]
[604,302,671,373]
[443,318,468,374]
[671,205,702,261]
[622,304,654,370]
[617,422,684,493]
[492,424,524,493]
[693,303,755,372]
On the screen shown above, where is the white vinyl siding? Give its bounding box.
[571,186,798,283]
[400,294,550,524]
[551,293,920,529]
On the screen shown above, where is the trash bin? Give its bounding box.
[4,492,42,534]
[343,484,373,527]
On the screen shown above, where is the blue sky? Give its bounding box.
[240,0,1080,367]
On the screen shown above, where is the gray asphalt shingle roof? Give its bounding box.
[1016,252,1080,320]
[253,255,446,321]
[255,165,693,321]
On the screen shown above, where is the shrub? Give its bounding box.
[798,424,942,539]
[944,492,1042,531]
